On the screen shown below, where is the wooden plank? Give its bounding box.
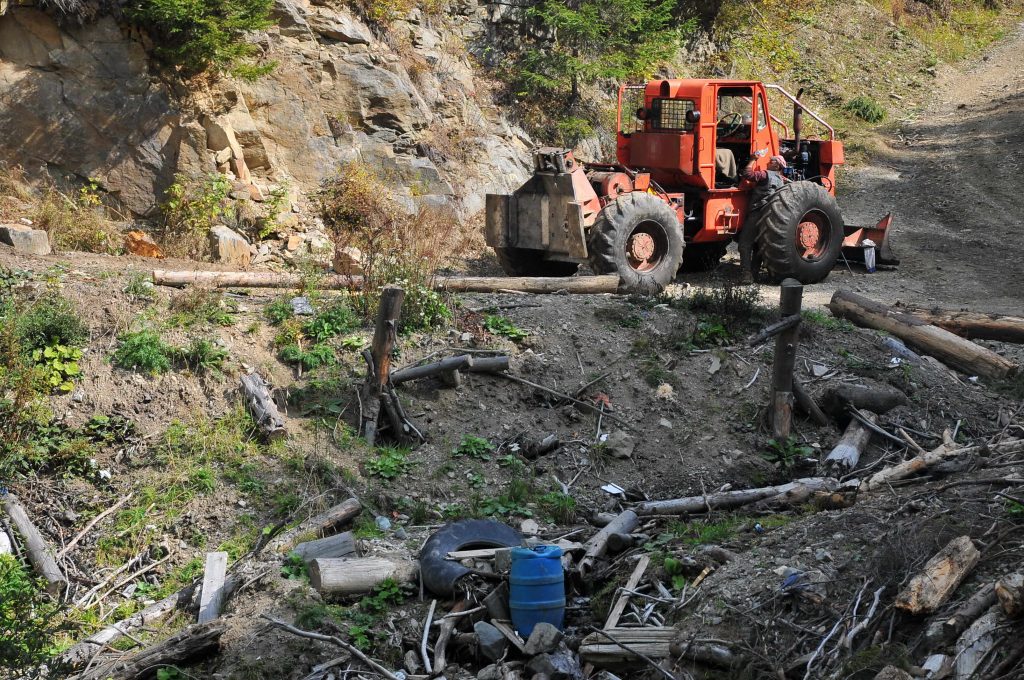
[604,555,650,629]
[579,626,676,664]
[198,552,228,624]
[491,619,527,653]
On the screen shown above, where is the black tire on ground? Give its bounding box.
[587,192,685,294]
[493,247,580,277]
[755,181,844,284]
[680,243,728,272]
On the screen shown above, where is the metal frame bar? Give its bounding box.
[765,84,835,139]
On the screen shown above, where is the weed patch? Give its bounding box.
[113,330,175,374]
[484,314,529,342]
[366,446,413,480]
[454,435,495,460]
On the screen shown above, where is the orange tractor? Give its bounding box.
[485,79,896,293]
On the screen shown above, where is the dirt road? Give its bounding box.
[809,21,1024,313]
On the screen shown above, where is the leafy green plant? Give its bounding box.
[690,318,731,348]
[763,437,814,469]
[189,466,217,493]
[802,309,853,331]
[177,338,228,374]
[124,272,156,301]
[0,554,64,667]
[265,298,293,325]
[366,446,413,480]
[31,344,82,392]
[281,552,309,580]
[126,0,276,74]
[454,435,494,460]
[114,330,174,374]
[844,95,886,123]
[15,295,88,352]
[484,315,529,342]
[303,301,358,342]
[159,173,233,256]
[169,288,237,328]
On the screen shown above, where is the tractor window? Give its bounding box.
[716,88,754,139]
[757,94,769,130]
[650,98,695,131]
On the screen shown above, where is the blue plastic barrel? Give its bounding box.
[509,545,565,637]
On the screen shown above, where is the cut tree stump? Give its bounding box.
[822,411,876,473]
[828,290,1018,379]
[291,531,357,562]
[895,536,980,615]
[2,493,66,596]
[770,279,804,439]
[308,556,418,595]
[995,572,1024,618]
[152,270,620,294]
[240,372,287,440]
[198,551,228,624]
[80,621,227,680]
[895,304,1024,344]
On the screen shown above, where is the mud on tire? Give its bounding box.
[755,181,844,284]
[587,192,684,294]
[494,247,579,277]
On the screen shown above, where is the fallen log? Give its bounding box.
[264,498,362,554]
[669,638,738,669]
[291,532,357,562]
[634,478,838,516]
[895,304,1024,344]
[822,411,876,473]
[860,438,1024,491]
[953,608,1000,680]
[390,354,510,386]
[895,536,980,615]
[79,621,226,680]
[152,270,620,294]
[240,372,287,440]
[793,379,829,426]
[198,552,228,624]
[828,290,1018,379]
[578,510,639,578]
[820,383,908,422]
[308,556,418,595]
[2,493,66,596]
[995,572,1024,618]
[923,583,996,647]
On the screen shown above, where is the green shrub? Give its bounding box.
[484,314,528,342]
[177,338,229,374]
[16,295,88,351]
[303,301,359,342]
[114,330,175,374]
[169,288,237,328]
[126,0,276,74]
[265,298,294,325]
[159,173,233,257]
[454,435,494,460]
[278,343,336,370]
[844,96,886,123]
[0,554,64,668]
[366,446,413,480]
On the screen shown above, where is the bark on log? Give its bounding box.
[80,621,226,680]
[198,552,228,624]
[469,356,511,374]
[240,372,287,440]
[361,286,404,445]
[895,536,980,615]
[578,510,639,578]
[58,581,199,670]
[153,270,620,295]
[953,608,1000,680]
[924,583,997,646]
[995,572,1024,618]
[895,304,1024,344]
[828,290,1018,379]
[308,556,418,595]
[391,355,472,384]
[771,280,803,439]
[2,493,66,596]
[265,498,362,554]
[822,411,876,473]
[291,532,357,562]
[669,638,737,669]
[634,478,838,516]
[821,384,908,422]
[861,438,1024,491]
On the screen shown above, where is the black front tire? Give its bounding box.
[755,181,844,284]
[587,192,685,294]
[493,247,580,277]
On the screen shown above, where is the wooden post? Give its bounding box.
[361,286,404,446]
[198,551,228,624]
[771,279,803,440]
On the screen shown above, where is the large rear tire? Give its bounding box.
[755,181,844,284]
[493,247,580,277]
[587,192,684,294]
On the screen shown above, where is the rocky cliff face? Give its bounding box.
[0,0,533,217]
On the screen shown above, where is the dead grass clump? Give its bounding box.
[317,161,464,331]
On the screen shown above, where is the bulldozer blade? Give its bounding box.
[842,212,899,266]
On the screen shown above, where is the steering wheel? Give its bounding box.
[717,111,743,138]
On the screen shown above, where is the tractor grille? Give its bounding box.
[652,98,695,131]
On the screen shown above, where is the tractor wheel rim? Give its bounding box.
[796,211,830,261]
[625,221,668,272]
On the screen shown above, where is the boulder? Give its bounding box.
[124,230,165,258]
[524,623,563,656]
[208,225,251,267]
[0,224,50,255]
[333,245,364,275]
[604,430,635,459]
[308,8,372,44]
[473,621,507,662]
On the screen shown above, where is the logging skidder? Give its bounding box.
[486,80,897,293]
